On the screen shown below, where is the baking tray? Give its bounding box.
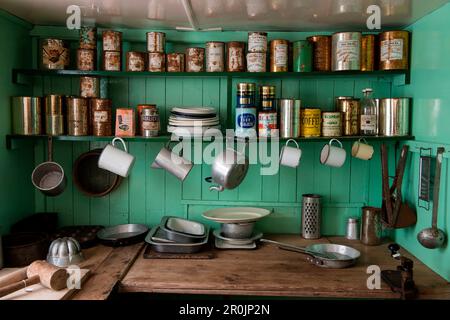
[159,216,207,243]
[145,226,209,254]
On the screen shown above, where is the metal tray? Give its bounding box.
[145,226,209,254]
[160,216,207,243]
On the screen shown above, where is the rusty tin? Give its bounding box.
[79,26,97,50]
[137,104,156,131]
[141,107,160,137]
[103,51,121,71]
[331,32,362,71]
[301,108,321,137]
[66,97,89,136]
[167,53,185,72]
[91,98,112,136]
[146,32,165,53]
[379,30,410,70]
[148,52,165,72]
[270,39,289,72]
[77,48,96,71]
[258,111,277,137]
[206,42,225,72]
[226,42,245,72]
[80,76,100,98]
[126,51,147,72]
[336,98,361,136]
[102,30,122,51]
[307,35,331,72]
[248,32,268,53]
[186,47,205,72]
[41,39,70,70]
[247,52,266,72]
[361,34,376,71]
[115,108,135,137]
[322,112,342,137]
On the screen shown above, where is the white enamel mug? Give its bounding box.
[351,138,374,160]
[98,137,135,178]
[151,142,193,181]
[320,139,347,168]
[280,139,302,168]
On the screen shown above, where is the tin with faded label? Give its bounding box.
[301,108,321,137]
[379,31,410,70]
[80,76,99,98]
[332,32,361,71]
[361,35,376,71]
[148,52,165,72]
[186,47,205,72]
[146,32,165,53]
[270,40,289,72]
[307,36,331,72]
[247,52,266,72]
[206,41,225,72]
[337,98,360,136]
[248,32,267,53]
[80,26,97,50]
[102,30,122,51]
[141,107,160,137]
[77,48,96,71]
[115,108,135,137]
[259,85,276,111]
[322,112,342,137]
[258,111,277,137]
[67,97,89,136]
[41,39,70,70]
[103,51,121,71]
[226,42,245,72]
[126,51,146,72]
[167,53,185,72]
[293,40,313,72]
[91,98,112,136]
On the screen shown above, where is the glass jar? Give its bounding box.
[360,88,378,135]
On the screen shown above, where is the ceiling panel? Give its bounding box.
[0,0,448,31]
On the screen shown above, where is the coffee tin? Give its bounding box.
[258,111,277,137]
[102,30,122,51]
[307,36,331,71]
[206,41,225,72]
[226,42,245,72]
[270,40,289,72]
[126,51,146,72]
[237,83,256,108]
[332,32,362,71]
[141,107,160,137]
[186,47,205,72]
[66,97,89,136]
[336,98,361,135]
[235,107,257,138]
[91,98,112,136]
[293,40,313,72]
[80,76,99,98]
[146,32,165,53]
[103,51,121,71]
[41,39,70,70]
[259,85,276,111]
[79,26,97,50]
[147,52,165,72]
[247,52,266,72]
[379,31,410,70]
[248,32,268,53]
[361,35,376,71]
[77,48,96,71]
[11,96,42,135]
[301,108,321,137]
[167,53,185,72]
[322,112,342,137]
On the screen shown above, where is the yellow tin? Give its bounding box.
[301,108,321,137]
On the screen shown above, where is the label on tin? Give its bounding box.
[147,33,164,52]
[142,115,160,130]
[258,112,277,137]
[228,47,244,71]
[104,52,121,71]
[336,40,359,64]
[149,54,164,71]
[94,111,109,122]
[381,39,403,61]
[301,110,321,137]
[247,53,266,72]
[248,34,267,52]
[207,46,224,72]
[360,114,377,131]
[128,55,145,71]
[80,77,98,98]
[236,108,257,135]
[275,44,288,67]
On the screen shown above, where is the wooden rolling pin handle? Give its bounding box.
[0,267,28,288]
[0,275,40,298]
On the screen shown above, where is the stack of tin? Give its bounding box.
[11,97,42,135]
[247,32,267,72]
[258,85,277,137]
[45,95,65,135]
[336,97,361,136]
[77,26,97,71]
[102,30,122,71]
[67,97,89,136]
[235,83,257,138]
[147,32,166,72]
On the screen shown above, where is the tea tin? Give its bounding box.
[102,30,122,51]
[41,39,70,70]
[80,76,99,98]
[206,41,225,72]
[126,51,146,72]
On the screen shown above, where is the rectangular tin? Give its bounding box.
[103,51,121,71]
[148,52,165,72]
[115,108,135,137]
[80,76,99,98]
[77,48,96,71]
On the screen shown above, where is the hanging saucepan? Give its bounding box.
[205,142,249,192]
[31,136,66,197]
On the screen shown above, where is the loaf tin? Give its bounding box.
[66,97,89,136]
[167,53,185,72]
[80,76,99,98]
[115,108,135,137]
[148,52,165,72]
[40,39,70,70]
[91,98,112,136]
[206,41,225,72]
[322,112,342,137]
[103,51,121,71]
[379,98,410,136]
[126,51,146,72]
[248,32,268,53]
[11,96,42,135]
[247,52,266,72]
[361,34,376,71]
[307,35,331,71]
[77,49,96,71]
[141,107,160,137]
[102,30,122,51]
[331,32,362,71]
[270,40,289,72]
[237,82,256,108]
[160,216,207,244]
[186,47,205,72]
[146,32,165,53]
[145,226,209,254]
[293,40,313,72]
[258,111,277,137]
[336,98,360,136]
[259,85,276,111]
[226,41,245,72]
[79,26,97,50]
[301,108,321,137]
[379,30,410,70]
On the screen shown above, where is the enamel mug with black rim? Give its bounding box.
[320,139,347,168]
[98,137,135,178]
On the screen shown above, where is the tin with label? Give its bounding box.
[259,85,276,111]
[147,52,165,72]
[235,107,257,138]
[270,40,289,72]
[336,98,361,136]
[258,111,277,137]
[80,26,97,50]
[115,108,135,137]
[361,35,376,71]
[102,30,122,51]
[77,48,96,71]
[186,47,205,72]
[237,83,256,108]
[226,42,245,72]
[67,97,89,136]
[126,51,146,72]
[41,39,70,70]
[322,112,342,137]
[293,40,313,72]
[332,32,361,71]
[379,31,409,70]
[91,98,112,136]
[301,108,321,137]
[103,51,121,71]
[146,32,165,53]
[247,52,266,72]
[307,36,331,71]
[80,76,99,98]
[141,107,160,137]
[248,32,268,53]
[206,41,225,72]
[167,53,185,72]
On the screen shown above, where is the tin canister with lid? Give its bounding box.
[379,31,410,70]
[247,52,266,72]
[79,26,97,50]
[45,95,64,135]
[361,34,376,71]
[259,85,276,111]
[332,32,362,71]
[235,107,257,138]
[103,51,121,71]
[226,41,245,72]
[41,39,70,70]
[293,40,313,72]
[80,76,99,98]
[301,108,321,137]
[137,104,156,131]
[102,30,122,51]
[11,97,42,135]
[336,98,360,136]
[66,97,89,136]
[167,53,185,72]
[279,99,300,138]
[77,49,96,71]
[248,32,268,53]
[126,51,146,72]
[141,107,160,137]
[146,32,165,53]
[91,98,112,136]
[307,35,331,71]
[237,83,256,108]
[148,52,165,72]
[186,47,205,72]
[379,98,410,136]
[258,111,277,137]
[322,112,342,137]
[206,41,225,72]
[270,40,289,72]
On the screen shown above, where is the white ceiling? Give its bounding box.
[0,0,448,31]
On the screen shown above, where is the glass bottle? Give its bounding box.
[360,88,378,135]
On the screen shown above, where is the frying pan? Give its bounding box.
[97,224,149,247]
[260,239,360,269]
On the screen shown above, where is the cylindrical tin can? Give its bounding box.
[80,76,99,98]
[137,104,156,131]
[237,83,256,108]
[307,35,331,72]
[102,30,122,51]
[79,26,97,50]
[379,98,410,136]
[259,85,276,111]
[361,207,383,246]
[302,194,322,240]
[91,98,112,136]
[293,100,302,137]
[141,107,160,137]
[206,41,225,72]
[248,32,268,53]
[246,52,266,72]
[167,53,185,72]
[293,40,313,72]
[186,47,205,72]
[332,32,362,71]
[45,94,63,116]
[361,34,376,71]
[322,112,342,137]
[77,48,96,71]
[346,217,360,240]
[235,107,257,138]
[103,51,121,71]
[146,32,165,53]
[258,111,277,137]
[45,95,64,135]
[337,98,361,136]
[379,31,410,70]
[226,41,245,72]
[126,51,146,72]
[270,40,289,72]
[66,97,89,136]
[148,52,165,72]
[11,97,42,135]
[279,99,299,138]
[301,108,321,137]
[40,39,70,70]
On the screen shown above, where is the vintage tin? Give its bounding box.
[279,99,300,138]
[258,111,277,137]
[141,107,160,137]
[102,30,122,51]
[235,107,257,138]
[45,94,63,116]
[11,97,42,135]
[41,39,70,70]
[379,98,410,136]
[226,42,245,72]
[148,52,165,72]
[103,51,121,71]
[336,98,361,136]
[307,35,331,72]
[91,98,112,136]
[259,85,276,111]
[237,83,256,108]
[186,47,205,72]
[146,32,165,53]
[167,53,185,72]
[115,108,135,137]
[80,76,99,98]
[206,42,225,72]
[126,51,146,72]
[270,40,289,72]
[293,99,302,137]
[66,97,89,136]
[137,104,156,131]
[332,32,362,71]
[361,35,376,71]
[79,26,97,50]
[322,112,342,137]
[77,49,96,71]
[46,115,64,136]
[248,32,268,53]
[301,108,321,137]
[379,31,410,70]
[246,52,266,72]
[45,95,64,135]
[293,40,313,72]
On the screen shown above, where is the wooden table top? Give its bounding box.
[119,235,450,299]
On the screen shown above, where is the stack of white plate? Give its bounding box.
[168,107,221,138]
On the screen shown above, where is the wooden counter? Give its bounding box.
[119,235,450,299]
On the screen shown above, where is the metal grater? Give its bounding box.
[418,148,432,210]
[301,194,322,239]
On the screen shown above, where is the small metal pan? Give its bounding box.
[159,216,207,243]
[97,224,149,247]
[145,226,209,254]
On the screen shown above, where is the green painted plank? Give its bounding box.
[368,142,383,207]
[316,79,335,111]
[313,142,331,203]
[72,142,91,225]
[261,141,280,202]
[34,140,46,212]
[219,77,228,129]
[333,79,355,102]
[146,77,167,133]
[299,79,317,106]
[330,141,352,203]
[128,142,147,224]
[349,143,369,204]
[296,143,315,202]
[146,141,165,226]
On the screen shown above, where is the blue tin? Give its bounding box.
[235,107,257,137]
